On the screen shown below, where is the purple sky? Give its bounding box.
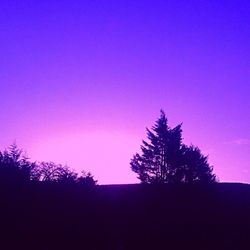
[0,1,249,184]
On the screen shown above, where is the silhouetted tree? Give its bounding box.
[35,162,67,182]
[130,110,216,184]
[33,162,97,185]
[0,143,35,183]
[78,171,97,186]
[57,165,78,184]
[181,145,216,183]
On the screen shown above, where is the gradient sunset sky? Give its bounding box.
[1,1,249,184]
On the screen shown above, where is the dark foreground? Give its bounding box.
[1,182,250,250]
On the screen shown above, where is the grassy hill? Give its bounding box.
[1,182,250,249]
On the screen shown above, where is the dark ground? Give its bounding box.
[1,182,250,250]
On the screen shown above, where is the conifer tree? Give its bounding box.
[130,110,216,184]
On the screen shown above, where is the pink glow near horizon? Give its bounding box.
[29,130,139,184]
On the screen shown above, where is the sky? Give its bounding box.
[0,0,249,184]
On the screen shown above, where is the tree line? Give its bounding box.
[0,110,217,185]
[0,143,97,185]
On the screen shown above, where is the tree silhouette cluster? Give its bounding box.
[0,110,217,186]
[0,112,242,250]
[131,110,216,184]
[0,144,97,186]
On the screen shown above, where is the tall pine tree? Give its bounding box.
[130,110,216,184]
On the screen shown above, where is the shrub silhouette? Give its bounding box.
[78,171,97,186]
[130,110,216,184]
